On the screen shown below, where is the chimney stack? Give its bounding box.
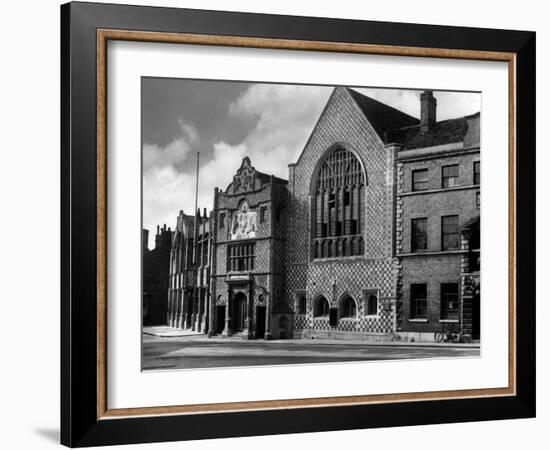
[420,90,437,134]
[142,229,149,250]
[155,225,161,248]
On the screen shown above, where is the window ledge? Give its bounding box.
[399,250,465,257]
[312,255,365,263]
[365,314,379,319]
[408,318,428,323]
[398,184,480,197]
[439,319,459,323]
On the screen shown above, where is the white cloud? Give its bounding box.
[142,140,247,243]
[177,119,199,144]
[142,120,198,171]
[224,84,331,178]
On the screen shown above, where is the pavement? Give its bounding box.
[143,326,480,348]
[142,330,481,371]
[143,326,202,338]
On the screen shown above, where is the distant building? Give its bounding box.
[142,225,172,326]
[166,209,212,332]
[156,87,480,342]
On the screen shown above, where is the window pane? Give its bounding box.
[411,284,427,319]
[441,215,459,250]
[314,296,329,317]
[313,147,365,259]
[442,164,459,188]
[260,207,267,224]
[367,295,378,315]
[412,218,428,252]
[297,295,307,314]
[474,161,480,185]
[412,169,428,191]
[441,283,459,320]
[227,243,255,272]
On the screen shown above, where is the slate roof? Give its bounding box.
[347,88,479,150]
[386,116,471,150]
[347,88,419,138]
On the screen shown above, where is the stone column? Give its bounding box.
[166,290,171,326]
[201,287,209,334]
[177,290,184,329]
[264,293,272,340]
[195,287,204,332]
[207,286,214,338]
[222,288,231,337]
[191,287,198,331]
[265,275,273,340]
[169,290,175,327]
[184,289,191,330]
[174,290,180,328]
[243,283,252,339]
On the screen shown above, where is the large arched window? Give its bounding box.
[313,295,330,317]
[313,147,365,259]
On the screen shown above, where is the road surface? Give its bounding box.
[142,334,480,370]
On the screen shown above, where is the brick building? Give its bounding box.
[392,91,480,341]
[165,209,212,333]
[142,225,172,326]
[155,87,481,342]
[209,157,290,339]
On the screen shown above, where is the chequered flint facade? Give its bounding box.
[147,87,481,342]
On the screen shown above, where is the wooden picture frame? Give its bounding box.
[61,1,535,447]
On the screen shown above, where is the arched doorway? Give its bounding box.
[232,292,247,333]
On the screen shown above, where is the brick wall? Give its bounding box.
[287,87,397,334]
[400,254,461,332]
[396,148,480,333]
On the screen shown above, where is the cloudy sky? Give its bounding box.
[142,78,480,248]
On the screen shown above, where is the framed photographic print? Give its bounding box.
[60,1,536,447]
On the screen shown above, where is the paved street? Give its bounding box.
[142,334,480,370]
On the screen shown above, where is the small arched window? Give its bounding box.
[339,295,357,318]
[313,147,365,259]
[366,294,378,316]
[313,295,330,317]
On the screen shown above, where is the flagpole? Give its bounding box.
[193,151,200,263]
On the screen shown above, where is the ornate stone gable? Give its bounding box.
[232,157,257,194]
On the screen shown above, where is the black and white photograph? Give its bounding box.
[141,79,482,371]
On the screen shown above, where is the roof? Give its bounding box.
[387,116,471,150]
[347,88,479,150]
[346,88,419,138]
